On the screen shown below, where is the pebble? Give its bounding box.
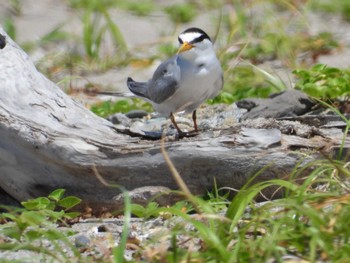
[125,110,149,119]
[74,234,91,248]
[109,104,244,139]
[107,113,132,126]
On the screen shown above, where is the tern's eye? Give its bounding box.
[178,37,183,44]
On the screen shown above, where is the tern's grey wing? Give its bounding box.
[127,77,149,99]
[148,56,181,104]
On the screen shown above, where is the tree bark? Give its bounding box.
[0,28,348,213]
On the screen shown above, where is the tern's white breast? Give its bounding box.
[154,51,222,116]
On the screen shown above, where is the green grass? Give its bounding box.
[1,131,350,262]
[126,155,350,262]
[1,157,350,262]
[90,98,153,118]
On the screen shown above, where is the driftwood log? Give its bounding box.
[0,28,348,213]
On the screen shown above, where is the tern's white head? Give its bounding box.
[177,27,214,58]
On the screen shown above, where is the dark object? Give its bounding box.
[237,90,315,119]
[125,110,149,119]
[0,34,6,49]
[97,225,108,232]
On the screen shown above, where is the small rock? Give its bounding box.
[125,110,149,119]
[237,90,315,119]
[129,118,169,137]
[75,235,90,248]
[107,113,132,126]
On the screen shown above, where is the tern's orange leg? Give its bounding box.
[192,110,198,133]
[170,112,198,138]
[170,112,183,134]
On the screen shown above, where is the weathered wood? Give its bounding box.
[0,27,348,213]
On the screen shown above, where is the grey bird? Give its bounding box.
[101,27,223,136]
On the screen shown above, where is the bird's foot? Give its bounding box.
[177,129,199,139]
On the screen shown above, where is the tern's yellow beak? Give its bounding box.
[178,42,194,53]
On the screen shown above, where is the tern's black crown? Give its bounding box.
[178,27,211,45]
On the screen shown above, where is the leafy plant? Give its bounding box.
[21,189,81,219]
[0,189,81,262]
[130,201,161,219]
[293,64,350,99]
[90,98,153,118]
[208,91,236,105]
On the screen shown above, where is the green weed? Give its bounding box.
[2,150,350,262]
[90,98,152,118]
[125,156,350,262]
[112,190,132,263]
[0,189,81,262]
[293,64,350,99]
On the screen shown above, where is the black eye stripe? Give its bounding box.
[178,28,212,45]
[178,34,210,45]
[189,34,209,44]
[181,27,211,43]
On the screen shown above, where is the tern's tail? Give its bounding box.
[127,77,149,99]
[93,90,135,97]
